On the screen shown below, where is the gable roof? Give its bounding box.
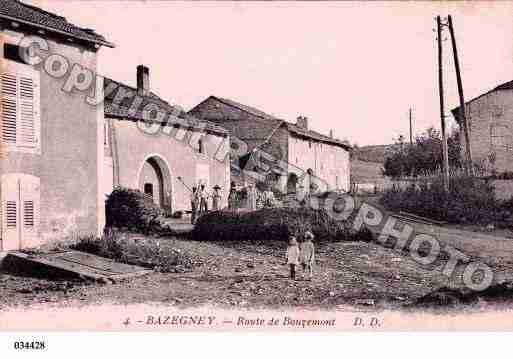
[195,96,351,150]
[104,78,227,136]
[0,0,114,48]
[451,79,513,122]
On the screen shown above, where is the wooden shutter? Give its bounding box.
[1,73,18,144]
[1,174,20,251]
[20,174,40,248]
[18,75,38,148]
[0,174,40,250]
[1,61,40,150]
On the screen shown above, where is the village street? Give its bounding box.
[0,235,450,311]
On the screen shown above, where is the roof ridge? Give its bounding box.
[17,0,66,20]
[209,96,350,149]
[213,96,283,122]
[0,0,114,47]
[452,78,513,114]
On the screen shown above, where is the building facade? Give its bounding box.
[451,80,513,174]
[189,96,351,196]
[0,1,230,252]
[0,0,113,250]
[103,67,230,213]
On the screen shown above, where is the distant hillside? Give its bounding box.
[350,159,384,183]
[352,144,396,163]
[350,144,395,184]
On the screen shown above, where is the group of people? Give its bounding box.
[286,231,316,280]
[190,183,222,224]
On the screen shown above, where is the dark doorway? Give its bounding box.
[144,183,154,198]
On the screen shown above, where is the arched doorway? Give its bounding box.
[137,155,172,211]
[287,173,298,193]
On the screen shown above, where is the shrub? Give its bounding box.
[172,211,184,219]
[380,175,511,226]
[72,231,193,273]
[105,187,163,234]
[192,207,370,243]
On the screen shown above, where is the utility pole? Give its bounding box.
[437,15,450,192]
[409,108,413,146]
[448,15,473,176]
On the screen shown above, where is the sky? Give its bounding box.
[28,1,513,146]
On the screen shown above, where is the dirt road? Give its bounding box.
[0,237,449,311]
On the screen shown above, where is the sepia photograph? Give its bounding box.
[1,0,513,343]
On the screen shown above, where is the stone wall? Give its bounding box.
[460,89,513,173]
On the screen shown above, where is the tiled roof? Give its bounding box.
[210,96,351,150]
[0,0,114,47]
[285,123,351,149]
[214,97,283,122]
[104,78,227,136]
[452,79,513,121]
[495,80,513,91]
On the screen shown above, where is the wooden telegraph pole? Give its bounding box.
[448,15,473,176]
[409,108,413,146]
[437,16,450,192]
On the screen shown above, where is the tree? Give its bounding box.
[383,127,461,178]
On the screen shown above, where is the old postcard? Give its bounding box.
[1,0,513,344]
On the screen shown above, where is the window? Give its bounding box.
[198,138,204,154]
[491,125,508,148]
[1,174,40,250]
[3,44,29,64]
[492,104,504,118]
[1,60,40,153]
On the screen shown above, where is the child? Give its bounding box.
[286,236,300,280]
[300,231,315,280]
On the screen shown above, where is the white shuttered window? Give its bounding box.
[1,174,41,250]
[1,60,40,152]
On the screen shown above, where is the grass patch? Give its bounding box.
[380,175,513,227]
[72,231,194,273]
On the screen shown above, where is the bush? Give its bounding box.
[172,211,184,219]
[380,175,512,226]
[192,207,370,243]
[72,231,194,273]
[106,187,163,234]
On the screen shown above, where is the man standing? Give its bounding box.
[199,183,209,214]
[212,185,222,211]
[190,186,199,224]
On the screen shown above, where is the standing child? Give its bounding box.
[286,236,300,280]
[300,231,315,280]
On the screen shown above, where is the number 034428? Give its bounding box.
[13,341,46,350]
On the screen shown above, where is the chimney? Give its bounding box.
[329,129,334,138]
[296,115,308,130]
[137,65,150,96]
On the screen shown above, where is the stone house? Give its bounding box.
[0,0,230,252]
[0,0,114,250]
[189,96,351,196]
[103,66,230,214]
[451,80,513,174]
